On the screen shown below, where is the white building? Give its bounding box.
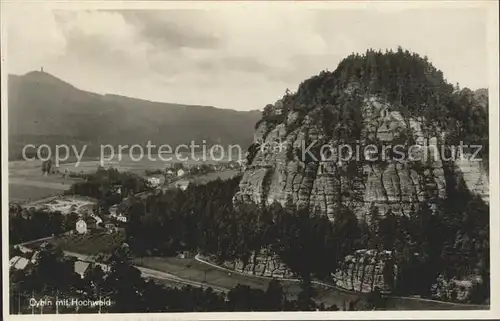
[74,261,91,278]
[31,251,41,264]
[9,256,30,270]
[147,177,161,187]
[15,245,33,254]
[175,180,190,191]
[76,219,88,234]
[177,169,186,177]
[116,214,127,223]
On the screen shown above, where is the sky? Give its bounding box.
[5,2,491,111]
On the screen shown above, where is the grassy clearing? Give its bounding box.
[9,184,63,202]
[8,158,239,203]
[28,231,126,255]
[191,170,239,184]
[9,160,84,202]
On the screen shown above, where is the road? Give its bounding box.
[63,251,228,294]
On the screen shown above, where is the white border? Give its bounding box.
[1,1,499,320]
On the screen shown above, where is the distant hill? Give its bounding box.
[8,71,262,160]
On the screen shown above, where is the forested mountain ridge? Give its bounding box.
[8,71,261,159]
[235,48,489,219]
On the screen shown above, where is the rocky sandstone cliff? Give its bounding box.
[334,249,396,293]
[235,94,488,221]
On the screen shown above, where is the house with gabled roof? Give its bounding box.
[9,256,30,271]
[74,260,91,278]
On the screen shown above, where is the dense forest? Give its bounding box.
[9,204,79,244]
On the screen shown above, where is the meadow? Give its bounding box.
[9,160,82,202]
[58,152,240,176]
[9,184,62,203]
[27,230,126,255]
[190,170,239,184]
[9,153,239,202]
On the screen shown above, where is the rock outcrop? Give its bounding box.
[213,248,295,278]
[236,95,488,220]
[234,53,489,221]
[333,249,396,293]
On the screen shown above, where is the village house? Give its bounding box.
[175,180,190,191]
[116,214,128,223]
[75,215,100,234]
[74,260,91,278]
[177,168,186,177]
[30,251,41,264]
[147,176,162,188]
[9,256,30,271]
[75,219,88,234]
[14,245,34,255]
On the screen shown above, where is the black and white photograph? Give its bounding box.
[1,1,498,319]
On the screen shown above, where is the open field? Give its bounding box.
[191,170,239,184]
[9,160,83,183]
[9,160,83,202]
[9,184,63,203]
[26,231,126,255]
[9,152,241,202]
[57,153,240,176]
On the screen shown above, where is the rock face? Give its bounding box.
[455,156,489,203]
[204,249,294,278]
[333,249,396,293]
[235,94,488,221]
